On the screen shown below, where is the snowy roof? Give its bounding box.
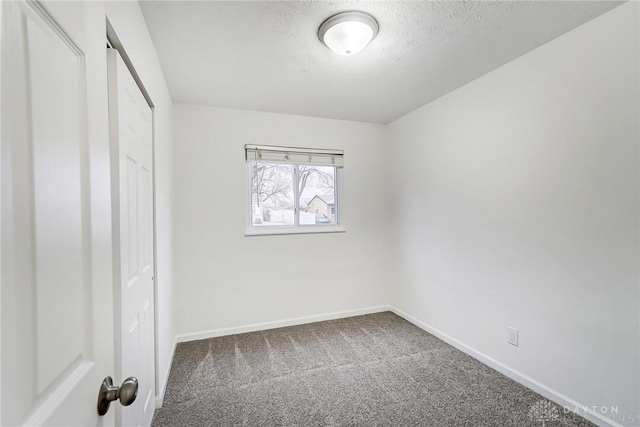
[306,194,335,206]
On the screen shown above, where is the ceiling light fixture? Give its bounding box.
[318,11,379,56]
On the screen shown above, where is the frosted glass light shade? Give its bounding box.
[319,11,379,56]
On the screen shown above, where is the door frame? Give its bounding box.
[0,1,4,421]
[106,18,160,415]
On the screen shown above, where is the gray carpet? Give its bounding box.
[153,312,593,426]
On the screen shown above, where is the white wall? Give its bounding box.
[103,1,175,403]
[173,105,390,337]
[388,3,638,425]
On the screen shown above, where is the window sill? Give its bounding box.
[245,225,346,237]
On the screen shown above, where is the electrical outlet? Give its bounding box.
[507,327,518,347]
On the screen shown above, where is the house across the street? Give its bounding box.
[307,194,335,221]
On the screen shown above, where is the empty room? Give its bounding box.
[1,0,638,426]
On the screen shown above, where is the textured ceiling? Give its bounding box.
[140,1,622,124]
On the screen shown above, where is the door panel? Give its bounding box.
[126,156,139,282]
[27,9,86,395]
[2,1,114,425]
[108,49,155,427]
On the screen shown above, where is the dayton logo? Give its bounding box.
[528,399,560,426]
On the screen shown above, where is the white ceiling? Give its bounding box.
[139,1,622,124]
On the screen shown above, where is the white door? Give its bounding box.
[107,49,156,427]
[1,1,116,426]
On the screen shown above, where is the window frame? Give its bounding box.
[244,158,345,236]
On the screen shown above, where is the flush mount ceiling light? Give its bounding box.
[318,11,379,56]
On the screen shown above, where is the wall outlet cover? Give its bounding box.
[507,327,518,346]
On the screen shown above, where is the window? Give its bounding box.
[245,145,344,235]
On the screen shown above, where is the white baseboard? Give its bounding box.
[175,305,391,344]
[388,306,623,427]
[155,335,178,409]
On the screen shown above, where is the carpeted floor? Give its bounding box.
[152,312,593,426]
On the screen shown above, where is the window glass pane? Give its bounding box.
[250,162,294,227]
[298,165,337,225]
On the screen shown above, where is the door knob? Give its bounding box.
[97,376,138,416]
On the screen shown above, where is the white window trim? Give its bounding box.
[244,161,345,236]
[244,224,346,237]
